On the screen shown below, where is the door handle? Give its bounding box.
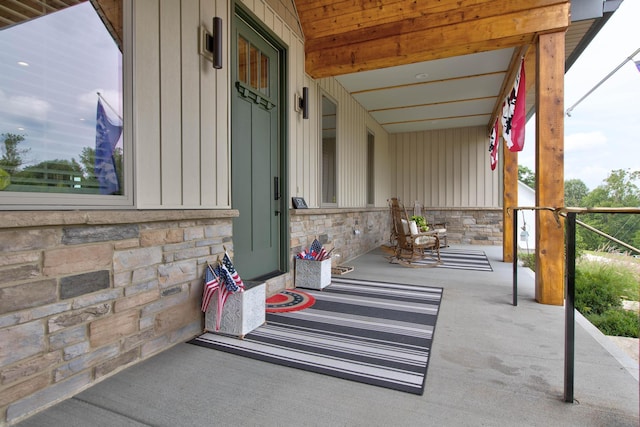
[274,177,280,200]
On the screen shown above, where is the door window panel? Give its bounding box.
[238,36,249,84]
[238,36,270,96]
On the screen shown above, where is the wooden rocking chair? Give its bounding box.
[389,198,441,267]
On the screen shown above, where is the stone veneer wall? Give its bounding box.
[0,210,239,426]
[289,207,391,268]
[411,207,504,245]
[0,206,499,425]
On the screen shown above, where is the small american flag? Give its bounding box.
[222,251,244,290]
[310,239,328,260]
[201,264,220,312]
[219,262,242,292]
[296,249,313,259]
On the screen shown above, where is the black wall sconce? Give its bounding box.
[297,86,309,119]
[199,17,223,69]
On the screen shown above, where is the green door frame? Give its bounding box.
[233,4,289,278]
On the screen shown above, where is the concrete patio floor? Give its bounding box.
[16,245,639,426]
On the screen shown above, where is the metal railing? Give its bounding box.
[509,206,640,403]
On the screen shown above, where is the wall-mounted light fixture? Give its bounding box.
[297,86,309,119]
[199,17,223,69]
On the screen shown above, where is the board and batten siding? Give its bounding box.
[390,126,501,208]
[132,0,230,209]
[131,0,389,210]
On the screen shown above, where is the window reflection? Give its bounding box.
[0,2,123,195]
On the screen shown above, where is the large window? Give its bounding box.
[321,95,337,205]
[0,2,124,202]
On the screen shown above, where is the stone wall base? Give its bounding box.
[410,207,503,246]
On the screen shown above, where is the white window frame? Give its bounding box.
[0,1,134,211]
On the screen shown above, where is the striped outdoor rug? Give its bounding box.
[189,278,442,395]
[413,248,493,271]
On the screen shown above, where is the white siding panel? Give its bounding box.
[214,0,230,207]
[199,0,218,207]
[133,0,161,207]
[160,0,183,206]
[131,0,230,209]
[390,126,500,208]
[181,1,201,206]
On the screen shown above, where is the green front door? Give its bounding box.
[231,14,282,280]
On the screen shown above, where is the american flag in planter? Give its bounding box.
[201,252,245,331]
[296,239,330,261]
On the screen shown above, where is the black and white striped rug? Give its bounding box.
[189,278,442,395]
[413,248,493,271]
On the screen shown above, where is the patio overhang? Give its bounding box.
[292,0,624,305]
[293,0,620,135]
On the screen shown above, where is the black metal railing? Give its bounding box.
[509,206,640,403]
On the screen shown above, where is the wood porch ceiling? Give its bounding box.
[295,0,570,79]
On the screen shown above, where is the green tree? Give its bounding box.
[0,133,30,175]
[565,178,589,207]
[16,159,84,188]
[518,165,535,188]
[578,169,640,251]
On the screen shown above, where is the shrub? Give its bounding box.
[575,260,638,312]
[575,259,639,337]
[586,309,639,338]
[518,252,535,270]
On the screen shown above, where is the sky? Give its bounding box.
[519,0,640,191]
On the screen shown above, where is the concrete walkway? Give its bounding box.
[16,246,639,426]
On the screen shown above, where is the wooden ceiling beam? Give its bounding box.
[302,1,569,79]
[299,0,565,40]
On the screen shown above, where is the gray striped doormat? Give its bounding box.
[413,248,493,271]
[189,277,442,395]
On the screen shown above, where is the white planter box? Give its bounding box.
[295,258,331,290]
[205,281,265,338]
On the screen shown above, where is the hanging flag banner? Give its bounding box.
[501,59,526,152]
[489,117,500,171]
[635,60,640,73]
[95,98,123,195]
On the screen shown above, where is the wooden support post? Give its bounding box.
[535,32,565,305]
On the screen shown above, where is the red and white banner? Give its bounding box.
[489,117,499,171]
[501,59,526,152]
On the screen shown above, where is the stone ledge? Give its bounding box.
[0,210,239,229]
[290,207,388,216]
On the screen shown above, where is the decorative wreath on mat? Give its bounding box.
[266,289,315,313]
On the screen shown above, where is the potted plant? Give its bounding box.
[410,215,429,232]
